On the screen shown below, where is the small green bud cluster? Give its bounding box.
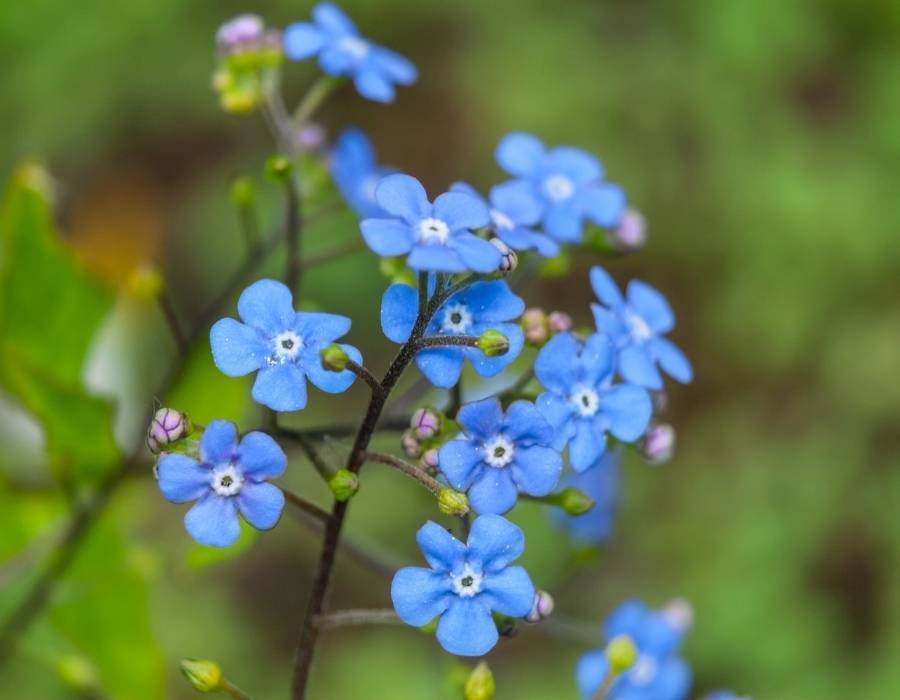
[212,15,282,114]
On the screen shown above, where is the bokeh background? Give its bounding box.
[2,1,900,698]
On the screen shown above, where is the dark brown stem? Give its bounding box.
[361,452,442,496]
[414,335,480,351]
[345,360,385,399]
[158,292,188,355]
[315,609,401,631]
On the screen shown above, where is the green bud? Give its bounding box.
[558,487,595,516]
[438,488,469,516]
[56,655,99,692]
[180,659,222,693]
[606,635,638,675]
[265,155,293,183]
[321,343,350,372]
[328,469,359,502]
[476,329,509,358]
[229,176,256,209]
[464,661,495,700]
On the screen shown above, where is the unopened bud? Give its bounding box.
[295,123,327,152]
[180,659,222,693]
[410,407,442,440]
[127,264,164,301]
[328,469,359,502]
[320,343,350,372]
[606,635,638,675]
[547,311,573,334]
[464,661,495,700]
[216,14,265,54]
[490,238,518,275]
[265,155,293,183]
[559,487,595,516]
[525,590,555,623]
[640,423,675,465]
[610,208,646,253]
[420,447,439,471]
[438,488,469,516]
[476,329,509,358]
[229,176,256,209]
[521,307,549,346]
[662,598,694,633]
[401,429,423,458]
[147,408,191,455]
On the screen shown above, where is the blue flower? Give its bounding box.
[282,2,417,103]
[702,693,749,700]
[535,332,652,472]
[361,174,499,272]
[554,450,620,543]
[210,279,361,412]
[590,266,692,390]
[494,132,626,243]
[381,278,524,388]
[391,514,535,656]
[157,421,286,547]
[576,600,692,700]
[450,181,559,257]
[438,397,562,514]
[330,128,392,217]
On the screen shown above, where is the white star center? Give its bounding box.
[625,310,653,342]
[339,36,369,61]
[272,330,303,363]
[570,385,600,417]
[543,174,575,202]
[630,655,658,686]
[441,303,472,334]
[483,435,515,468]
[211,464,244,497]
[451,563,483,598]
[418,217,450,245]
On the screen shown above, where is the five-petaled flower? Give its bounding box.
[495,132,626,243]
[157,421,286,547]
[381,278,524,388]
[282,2,417,103]
[590,266,692,391]
[554,450,621,543]
[330,127,392,217]
[535,332,652,472]
[391,515,535,656]
[210,279,361,412]
[450,181,559,257]
[361,174,500,272]
[438,397,562,514]
[576,600,692,700]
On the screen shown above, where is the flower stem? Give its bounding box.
[221,679,255,700]
[345,360,385,399]
[361,451,442,496]
[414,335,480,351]
[314,608,402,631]
[292,76,342,128]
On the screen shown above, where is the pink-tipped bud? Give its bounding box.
[216,14,265,53]
[525,590,555,623]
[610,208,646,253]
[548,311,573,334]
[521,307,549,346]
[420,447,439,471]
[401,429,423,458]
[410,407,442,440]
[147,408,190,455]
[662,598,694,633]
[490,238,518,275]
[641,423,676,464]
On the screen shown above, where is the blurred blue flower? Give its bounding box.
[330,128,392,217]
[576,600,692,700]
[391,515,535,656]
[494,132,626,243]
[439,397,562,514]
[157,421,286,547]
[361,174,499,272]
[703,693,750,700]
[590,266,692,390]
[210,279,361,412]
[283,2,417,103]
[451,181,559,257]
[381,278,524,387]
[554,450,621,543]
[535,332,652,472]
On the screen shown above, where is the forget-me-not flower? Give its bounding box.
[576,600,692,700]
[438,397,562,514]
[554,450,621,544]
[283,2,417,103]
[535,332,652,472]
[330,127,392,217]
[391,514,535,656]
[157,421,286,547]
[590,266,692,391]
[450,181,559,257]
[210,279,361,412]
[381,278,524,388]
[361,174,500,272]
[495,132,626,243]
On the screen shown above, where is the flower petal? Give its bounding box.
[303,343,362,393]
[466,514,525,572]
[579,333,616,385]
[490,180,543,226]
[312,2,357,35]
[576,649,609,699]
[371,46,418,84]
[457,397,504,439]
[481,566,535,617]
[374,173,430,221]
[602,384,652,443]
[653,658,693,699]
[511,446,561,497]
[535,332,580,394]
[252,363,308,412]
[569,419,606,472]
[184,494,240,548]
[618,345,663,390]
[435,597,499,657]
[627,280,675,334]
[452,281,524,323]
[318,45,355,75]
[237,431,287,480]
[237,279,296,335]
[236,481,284,530]
[546,146,603,183]
[391,567,454,627]
[591,304,627,340]
[536,392,576,444]
[407,244,466,272]
[498,227,559,257]
[468,468,518,515]
[415,520,467,571]
[449,181,484,202]
[210,318,268,377]
[438,439,484,490]
[200,421,238,464]
[282,23,325,61]
[495,132,545,177]
[293,312,352,346]
[450,233,502,273]
[502,400,553,444]
[543,203,582,242]
[433,191,490,231]
[353,67,395,103]
[590,266,625,308]
[579,182,626,228]
[415,347,464,388]
[157,455,209,503]
[380,283,418,343]
[651,337,693,384]
[360,218,414,256]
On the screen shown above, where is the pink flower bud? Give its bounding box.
[410,407,442,440]
[401,429,422,458]
[521,307,548,346]
[146,408,190,455]
[641,423,676,464]
[547,311,572,334]
[611,208,646,253]
[525,590,555,623]
[490,238,518,275]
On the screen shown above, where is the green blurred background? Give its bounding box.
[2,1,900,698]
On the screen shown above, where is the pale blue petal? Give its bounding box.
[416,347,464,388]
[618,345,663,390]
[371,46,417,84]
[489,180,543,226]
[569,419,606,472]
[293,312,352,346]
[252,363,308,412]
[303,343,361,393]
[449,181,484,202]
[375,174,431,221]
[466,514,525,572]
[591,304,627,341]
[602,384,652,443]
[380,283,418,343]
[604,599,647,640]
[157,455,209,503]
[200,421,238,464]
[536,392,575,436]
[319,45,355,75]
[495,132,546,177]
[546,146,603,183]
[627,280,675,333]
[576,650,609,699]
[535,332,580,393]
[579,183,626,228]
[360,218,414,256]
[435,598,498,657]
[498,227,559,257]
[392,567,454,626]
[457,397,504,439]
[502,400,553,444]
[652,337,693,384]
[312,2,357,35]
[237,279,295,335]
[590,266,625,309]
[453,281,524,323]
[481,566,535,617]
[184,494,240,548]
[407,244,466,272]
[465,323,523,377]
[438,439,484,490]
[653,658,692,700]
[544,203,582,242]
[416,520,467,571]
[282,23,325,61]
[354,67,395,103]
[236,481,284,530]
[237,431,287,480]
[433,191,490,231]
[511,446,561,496]
[450,233,502,273]
[210,318,267,377]
[468,468,518,515]
[579,333,616,385]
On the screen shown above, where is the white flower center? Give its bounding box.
[625,310,653,342]
[418,217,450,245]
[629,655,658,686]
[570,385,600,417]
[543,174,575,202]
[490,209,515,231]
[211,464,244,497]
[272,330,303,363]
[441,303,472,334]
[483,435,515,468]
[339,35,369,61]
[451,563,483,598]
